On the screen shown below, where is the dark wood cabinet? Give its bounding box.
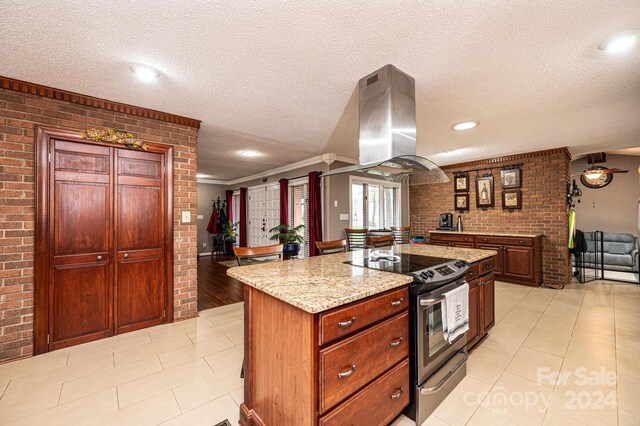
[241,286,410,426]
[432,232,543,286]
[35,128,173,354]
[467,279,481,348]
[481,274,495,331]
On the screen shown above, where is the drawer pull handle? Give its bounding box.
[337,365,356,379]
[124,253,129,259]
[337,317,356,328]
[519,240,524,244]
[485,263,492,269]
[390,298,403,307]
[97,255,103,261]
[389,337,403,348]
[390,387,404,399]
[468,271,475,276]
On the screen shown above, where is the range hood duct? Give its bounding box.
[323,64,449,185]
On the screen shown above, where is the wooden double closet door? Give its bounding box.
[35,128,173,353]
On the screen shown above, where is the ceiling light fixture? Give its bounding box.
[129,64,161,83]
[451,121,479,131]
[584,169,605,180]
[598,31,638,53]
[240,150,261,157]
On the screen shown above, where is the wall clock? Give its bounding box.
[580,166,613,189]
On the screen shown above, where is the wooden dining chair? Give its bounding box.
[366,235,395,248]
[391,226,411,244]
[345,228,368,251]
[233,244,284,266]
[233,244,283,380]
[315,239,348,255]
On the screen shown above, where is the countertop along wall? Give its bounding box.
[0,81,200,362]
[571,154,640,236]
[410,148,572,286]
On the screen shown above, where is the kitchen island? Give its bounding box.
[228,244,496,426]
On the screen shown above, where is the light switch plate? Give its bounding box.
[339,213,349,221]
[181,211,191,223]
[334,200,338,207]
[197,214,204,220]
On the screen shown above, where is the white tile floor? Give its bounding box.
[0,280,638,425]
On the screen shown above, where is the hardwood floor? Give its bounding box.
[197,255,244,311]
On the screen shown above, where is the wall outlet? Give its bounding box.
[339,213,349,221]
[181,211,191,223]
[202,242,207,248]
[197,214,204,220]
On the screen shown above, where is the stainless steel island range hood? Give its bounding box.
[323,64,449,185]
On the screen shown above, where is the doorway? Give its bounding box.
[247,185,280,247]
[34,127,174,354]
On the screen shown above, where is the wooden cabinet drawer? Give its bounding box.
[319,287,408,346]
[465,262,480,281]
[430,233,475,243]
[319,311,409,413]
[476,235,533,247]
[319,359,409,426]
[479,257,495,275]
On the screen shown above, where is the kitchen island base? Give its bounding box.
[240,285,410,426]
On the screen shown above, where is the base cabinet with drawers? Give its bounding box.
[431,232,543,286]
[240,286,410,426]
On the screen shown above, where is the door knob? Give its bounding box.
[97,255,102,261]
[124,253,129,259]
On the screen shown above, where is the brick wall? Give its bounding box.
[410,149,572,285]
[0,88,199,361]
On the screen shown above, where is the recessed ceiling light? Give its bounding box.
[451,121,479,131]
[240,150,261,157]
[129,64,161,83]
[598,31,638,53]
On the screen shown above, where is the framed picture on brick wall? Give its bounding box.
[454,172,469,193]
[500,167,521,189]
[475,175,494,208]
[502,189,522,210]
[455,193,469,212]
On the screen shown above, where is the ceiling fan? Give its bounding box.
[573,152,629,189]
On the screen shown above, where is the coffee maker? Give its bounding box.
[436,213,453,230]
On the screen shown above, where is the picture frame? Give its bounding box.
[475,175,494,208]
[502,189,522,210]
[454,193,469,212]
[500,167,521,189]
[454,172,469,193]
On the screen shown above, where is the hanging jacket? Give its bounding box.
[207,210,219,234]
[571,229,588,254]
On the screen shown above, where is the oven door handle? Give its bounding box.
[420,350,468,395]
[419,296,445,306]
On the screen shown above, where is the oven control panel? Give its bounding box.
[412,259,468,285]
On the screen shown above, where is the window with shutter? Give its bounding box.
[288,181,310,257]
[350,177,401,229]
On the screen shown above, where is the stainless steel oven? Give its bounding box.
[412,278,468,425]
[344,252,470,426]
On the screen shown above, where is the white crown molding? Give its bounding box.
[196,153,358,186]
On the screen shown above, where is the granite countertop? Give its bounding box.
[430,230,543,238]
[227,244,497,314]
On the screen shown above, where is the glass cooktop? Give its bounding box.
[345,251,453,274]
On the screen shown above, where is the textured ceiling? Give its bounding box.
[1,0,639,180]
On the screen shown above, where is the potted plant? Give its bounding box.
[221,221,239,256]
[269,224,305,256]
